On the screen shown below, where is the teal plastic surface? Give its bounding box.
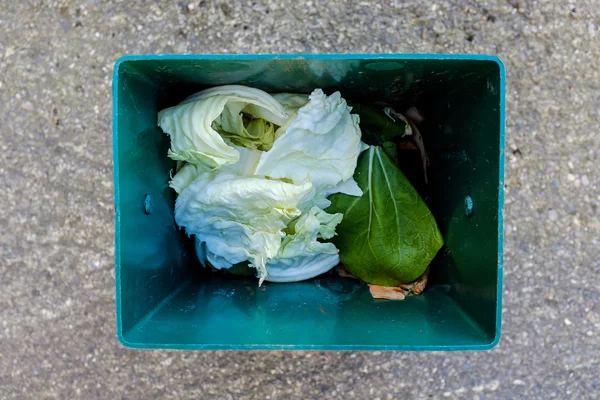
[113,54,505,350]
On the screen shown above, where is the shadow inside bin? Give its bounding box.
[177,260,491,349]
[179,273,364,346]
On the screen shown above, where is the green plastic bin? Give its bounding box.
[113,54,505,350]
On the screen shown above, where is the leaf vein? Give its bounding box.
[375,148,402,257]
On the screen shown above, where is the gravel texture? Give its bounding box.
[1,0,599,398]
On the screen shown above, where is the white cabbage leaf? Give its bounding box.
[158,85,287,168]
[169,163,208,194]
[174,171,313,284]
[271,93,310,137]
[255,89,368,197]
[164,86,367,285]
[265,206,343,282]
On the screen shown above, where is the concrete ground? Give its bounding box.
[1,0,599,398]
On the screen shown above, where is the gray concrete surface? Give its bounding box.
[1,0,599,398]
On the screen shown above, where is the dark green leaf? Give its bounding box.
[350,103,411,146]
[328,146,443,286]
[381,141,399,164]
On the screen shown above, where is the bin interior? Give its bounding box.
[113,55,504,350]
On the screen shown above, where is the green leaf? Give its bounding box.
[349,103,411,146]
[327,146,443,286]
[381,141,399,164]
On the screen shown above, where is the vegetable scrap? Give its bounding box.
[368,285,406,301]
[158,85,443,299]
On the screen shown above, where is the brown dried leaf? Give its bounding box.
[368,284,407,300]
[407,119,430,185]
[335,264,359,280]
[385,106,429,184]
[405,107,425,125]
[370,267,430,298]
[411,267,430,295]
[398,141,418,150]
